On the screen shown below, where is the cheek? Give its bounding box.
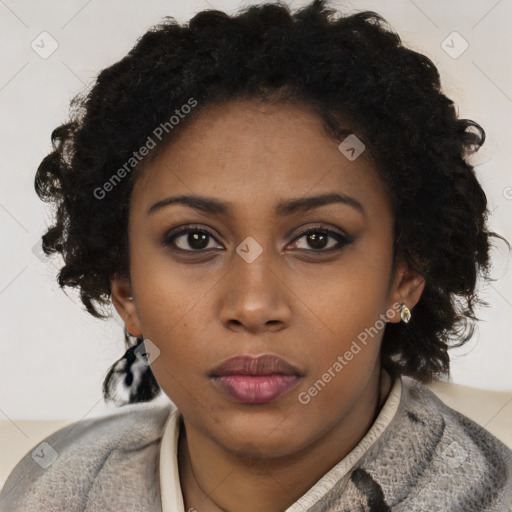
[291,233,393,400]
[292,234,393,344]
[146,316,210,412]
[128,265,205,389]
[294,279,389,426]
[128,234,208,340]
[294,344,380,438]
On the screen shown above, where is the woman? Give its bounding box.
[1,1,511,510]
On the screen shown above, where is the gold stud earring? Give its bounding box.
[400,303,411,323]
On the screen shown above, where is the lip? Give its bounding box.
[209,354,303,404]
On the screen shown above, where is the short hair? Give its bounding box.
[35,0,504,405]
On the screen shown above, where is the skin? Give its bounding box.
[111,99,425,512]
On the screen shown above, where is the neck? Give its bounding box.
[178,368,392,512]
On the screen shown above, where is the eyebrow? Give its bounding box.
[147,192,365,217]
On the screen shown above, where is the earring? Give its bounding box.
[127,297,134,301]
[400,303,411,323]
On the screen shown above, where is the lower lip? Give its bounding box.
[212,374,300,404]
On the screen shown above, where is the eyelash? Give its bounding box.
[162,224,353,254]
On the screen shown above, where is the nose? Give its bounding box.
[218,243,291,335]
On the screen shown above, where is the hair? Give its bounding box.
[34,0,505,406]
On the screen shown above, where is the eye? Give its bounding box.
[288,227,352,252]
[162,225,223,252]
[162,224,353,254]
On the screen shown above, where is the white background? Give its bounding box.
[1,0,511,421]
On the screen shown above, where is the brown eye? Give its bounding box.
[289,228,352,252]
[163,226,223,252]
[305,231,329,250]
[180,231,210,250]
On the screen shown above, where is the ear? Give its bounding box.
[111,276,143,336]
[386,260,425,324]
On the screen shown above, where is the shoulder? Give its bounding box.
[317,377,512,511]
[401,376,512,454]
[426,378,512,449]
[398,377,512,468]
[0,400,175,512]
[392,377,512,510]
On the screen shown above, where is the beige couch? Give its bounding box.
[1,381,511,490]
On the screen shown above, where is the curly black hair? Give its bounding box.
[34,0,505,406]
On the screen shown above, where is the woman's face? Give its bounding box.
[112,99,422,459]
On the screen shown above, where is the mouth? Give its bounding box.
[209,354,303,404]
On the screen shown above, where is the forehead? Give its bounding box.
[130,99,390,220]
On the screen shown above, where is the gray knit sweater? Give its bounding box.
[1,377,511,511]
